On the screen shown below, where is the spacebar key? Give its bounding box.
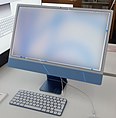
[24,105,42,111]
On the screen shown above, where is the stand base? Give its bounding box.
[40,75,67,94]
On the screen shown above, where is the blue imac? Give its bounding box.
[8,4,113,94]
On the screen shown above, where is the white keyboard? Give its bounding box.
[10,90,67,116]
[0,16,14,38]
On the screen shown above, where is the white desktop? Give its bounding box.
[0,0,18,67]
[0,0,16,54]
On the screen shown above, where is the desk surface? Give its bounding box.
[0,51,116,118]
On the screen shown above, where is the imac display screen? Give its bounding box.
[12,6,111,72]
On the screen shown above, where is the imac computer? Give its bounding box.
[0,0,18,67]
[8,4,113,94]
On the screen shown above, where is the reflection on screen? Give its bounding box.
[12,7,110,71]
